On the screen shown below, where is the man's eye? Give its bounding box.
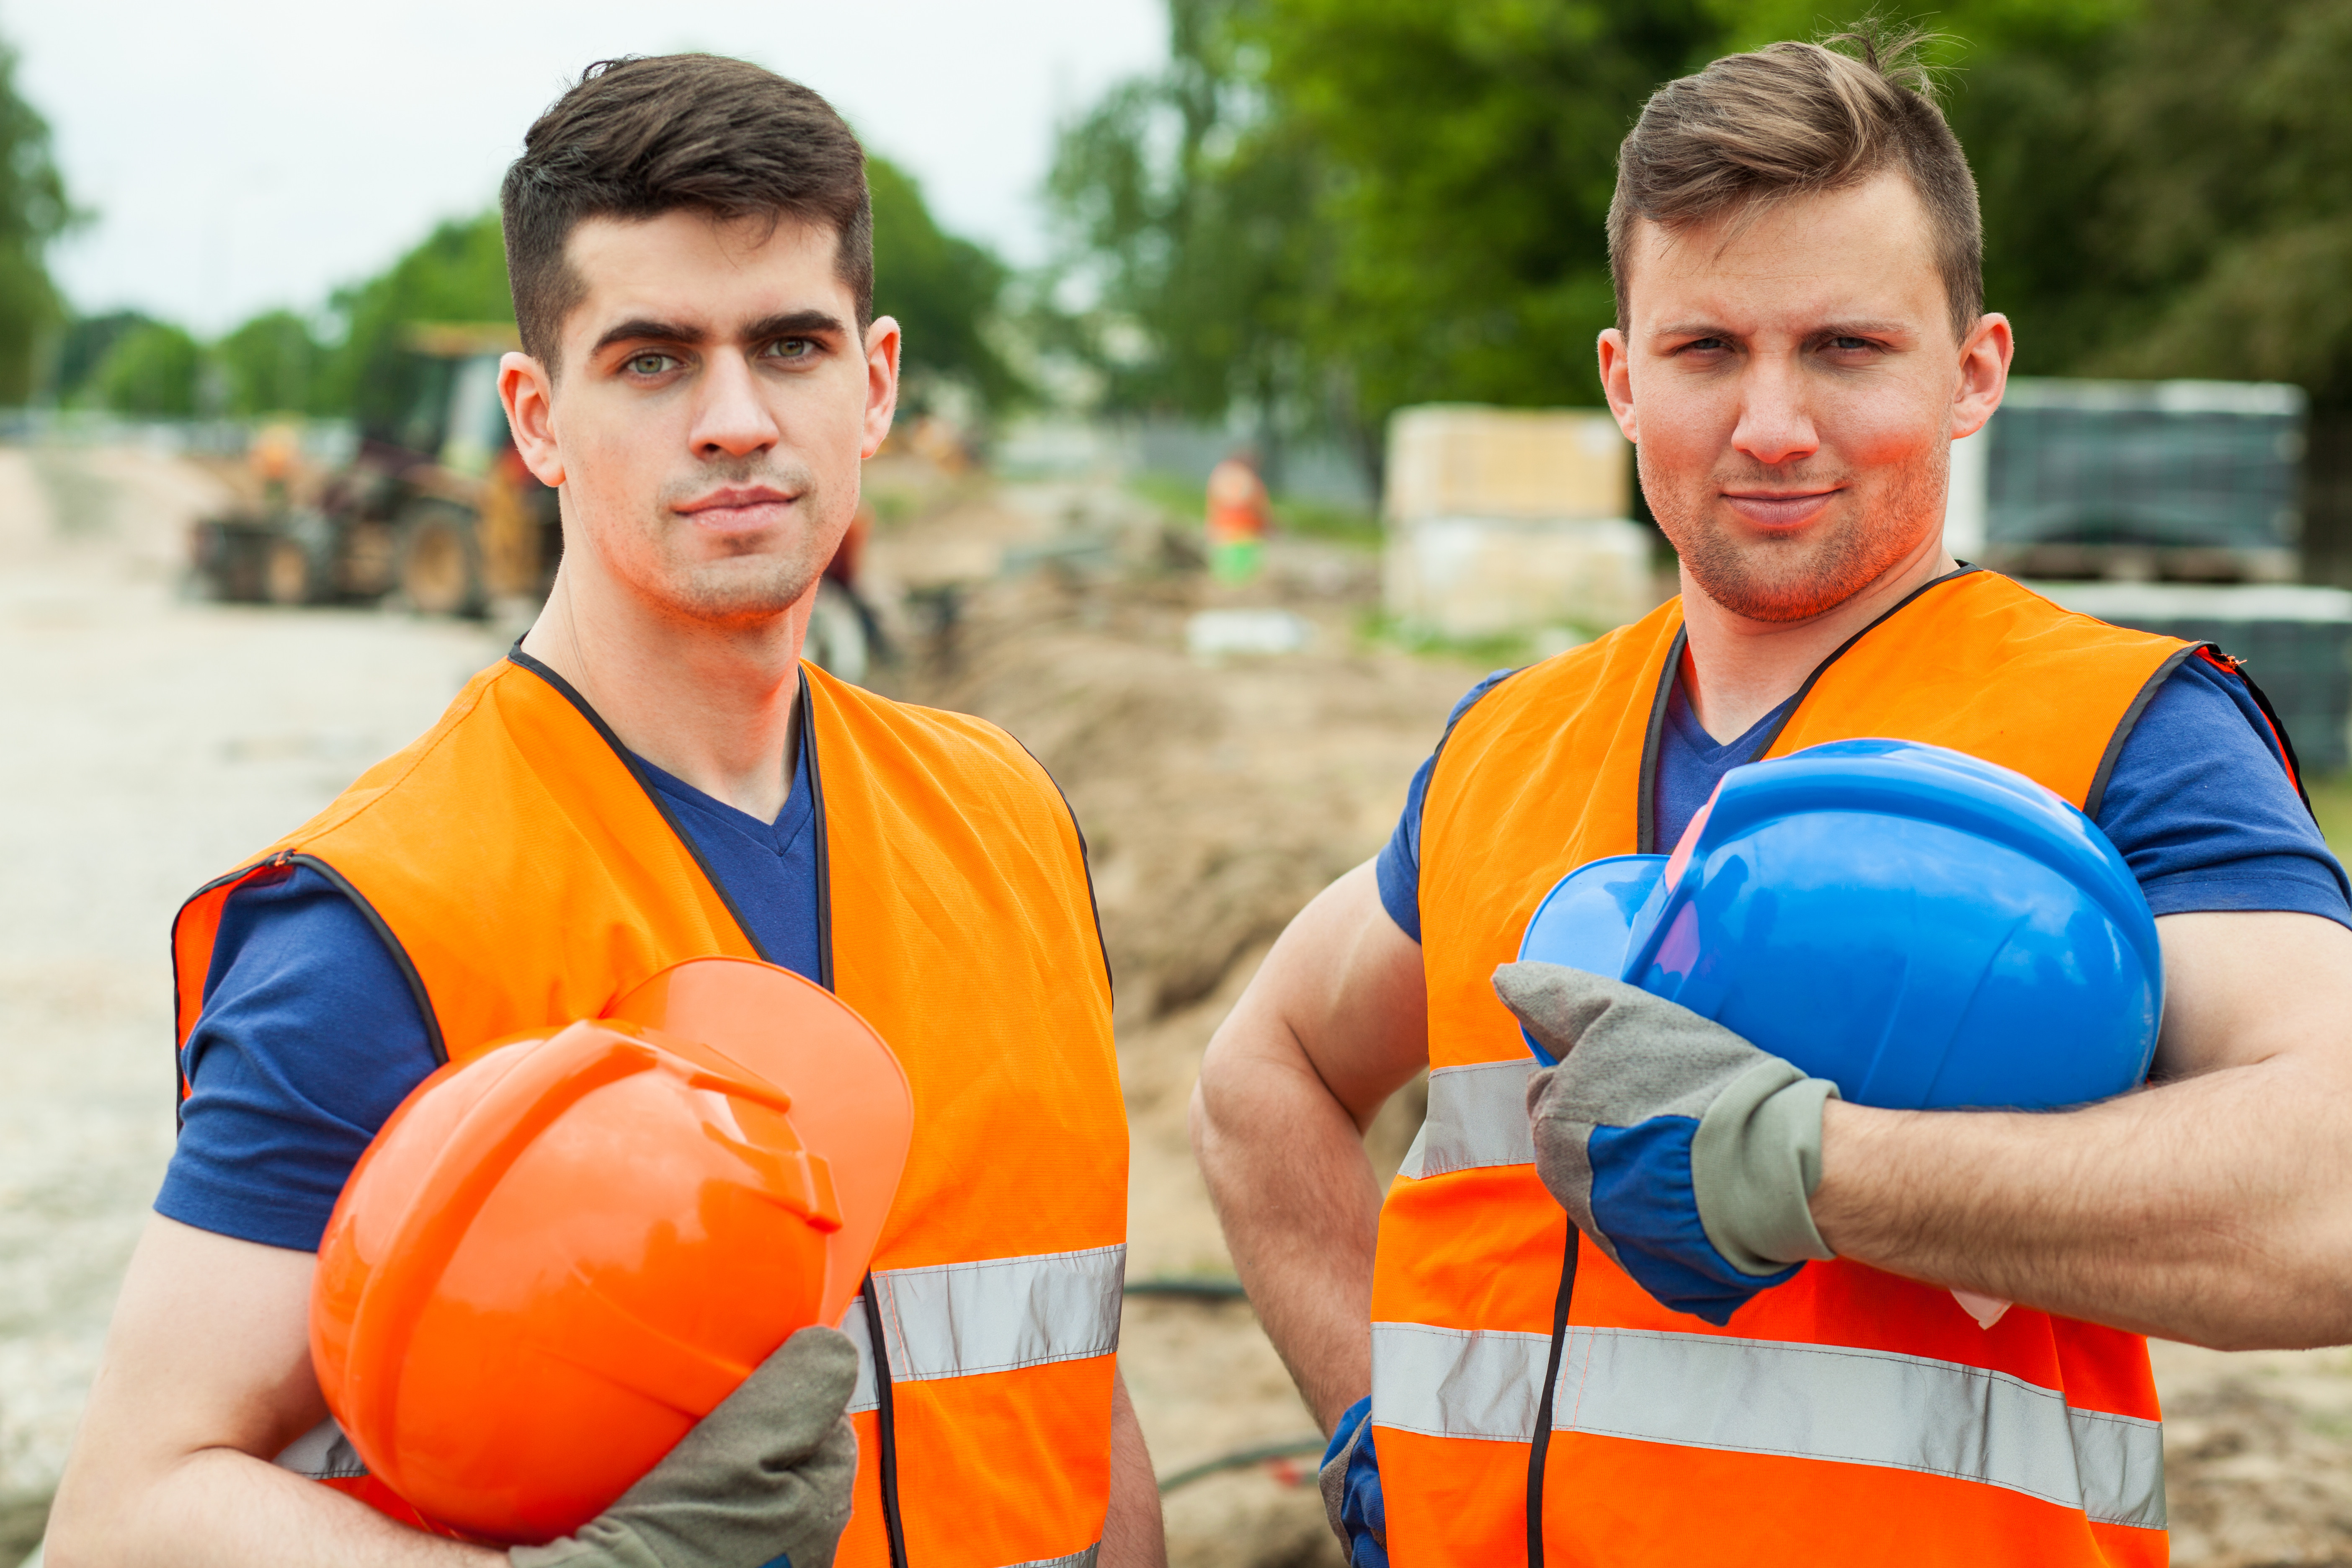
[1827,337,1873,351]
[627,353,674,376]
[1684,338,1730,353]
[763,338,815,360]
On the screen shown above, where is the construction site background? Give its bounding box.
[4,432,2352,1568]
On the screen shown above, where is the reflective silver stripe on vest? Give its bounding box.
[274,1417,367,1480]
[843,1243,1126,1415]
[1003,1547,1099,1568]
[1397,1059,1535,1179]
[1371,1321,2165,1530]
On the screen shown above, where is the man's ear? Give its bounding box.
[1951,313,2014,442]
[500,351,564,487]
[1597,328,1639,446]
[860,315,902,461]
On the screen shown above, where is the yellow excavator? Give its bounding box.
[192,323,560,616]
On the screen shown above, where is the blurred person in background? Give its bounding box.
[49,54,1160,1568]
[1204,446,1270,583]
[1195,26,2352,1568]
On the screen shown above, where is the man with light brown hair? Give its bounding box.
[1195,28,2352,1566]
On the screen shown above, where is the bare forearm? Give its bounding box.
[1100,1366,1166,1568]
[1191,1042,1384,1433]
[49,1444,503,1568]
[1192,863,1426,1433]
[1812,1052,2352,1346]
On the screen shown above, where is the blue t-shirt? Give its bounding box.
[1376,654,2352,944]
[159,737,820,1251]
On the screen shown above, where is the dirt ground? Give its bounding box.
[2,445,2351,1565]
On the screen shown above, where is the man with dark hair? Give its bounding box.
[1196,28,2352,1567]
[49,55,1163,1568]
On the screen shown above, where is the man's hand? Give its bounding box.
[1498,962,1836,1326]
[1191,861,1430,1434]
[511,1328,855,1568]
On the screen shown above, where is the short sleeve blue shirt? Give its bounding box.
[158,733,822,1252]
[1375,653,2351,944]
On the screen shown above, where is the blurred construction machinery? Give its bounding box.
[191,324,561,617]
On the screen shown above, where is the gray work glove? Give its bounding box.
[510,1326,859,1568]
[1496,962,1838,1327]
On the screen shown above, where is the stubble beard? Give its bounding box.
[640,458,838,625]
[1645,444,1948,624]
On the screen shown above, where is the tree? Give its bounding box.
[0,29,77,403]
[1047,0,1725,469]
[93,320,202,416]
[215,309,327,416]
[869,155,1021,410]
[1046,0,1325,463]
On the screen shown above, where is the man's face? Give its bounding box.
[505,211,897,627]
[1599,171,2006,623]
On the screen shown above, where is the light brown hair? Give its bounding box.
[500,54,873,367]
[1607,24,1983,342]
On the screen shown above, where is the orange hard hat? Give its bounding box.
[310,957,913,1545]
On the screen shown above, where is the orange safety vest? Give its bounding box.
[172,652,1126,1568]
[1373,568,2204,1567]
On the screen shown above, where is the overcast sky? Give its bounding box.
[10,0,1167,335]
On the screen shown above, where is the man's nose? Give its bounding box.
[1730,352,1821,469]
[691,350,781,459]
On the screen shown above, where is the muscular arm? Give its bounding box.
[1190,861,1429,1434]
[46,1215,504,1568]
[1811,909,2352,1347]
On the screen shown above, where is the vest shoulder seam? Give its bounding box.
[282,663,510,854]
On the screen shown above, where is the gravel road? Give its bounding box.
[0,442,499,1545]
[6,441,2352,1566]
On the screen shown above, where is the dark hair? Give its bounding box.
[500,54,874,365]
[1608,23,1982,343]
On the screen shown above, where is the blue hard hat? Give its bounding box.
[1517,739,2161,1111]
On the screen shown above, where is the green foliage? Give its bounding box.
[51,311,156,404]
[1047,3,1323,429]
[323,211,513,435]
[93,321,202,417]
[1252,0,1717,418]
[0,32,77,403]
[215,309,326,416]
[869,155,1021,408]
[1052,0,2352,456]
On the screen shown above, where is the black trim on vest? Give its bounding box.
[170,853,449,1125]
[504,649,775,965]
[1635,629,1687,855]
[2084,642,2202,821]
[1749,565,1983,757]
[170,853,450,1137]
[1014,738,1115,1005]
[1525,1231,1580,1567]
[285,853,447,1067]
[801,677,914,1560]
[861,1272,914,1568]
[2219,651,2316,817]
[1629,568,1980,853]
[800,673,836,993]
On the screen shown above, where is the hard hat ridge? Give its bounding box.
[1521,739,2161,1113]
